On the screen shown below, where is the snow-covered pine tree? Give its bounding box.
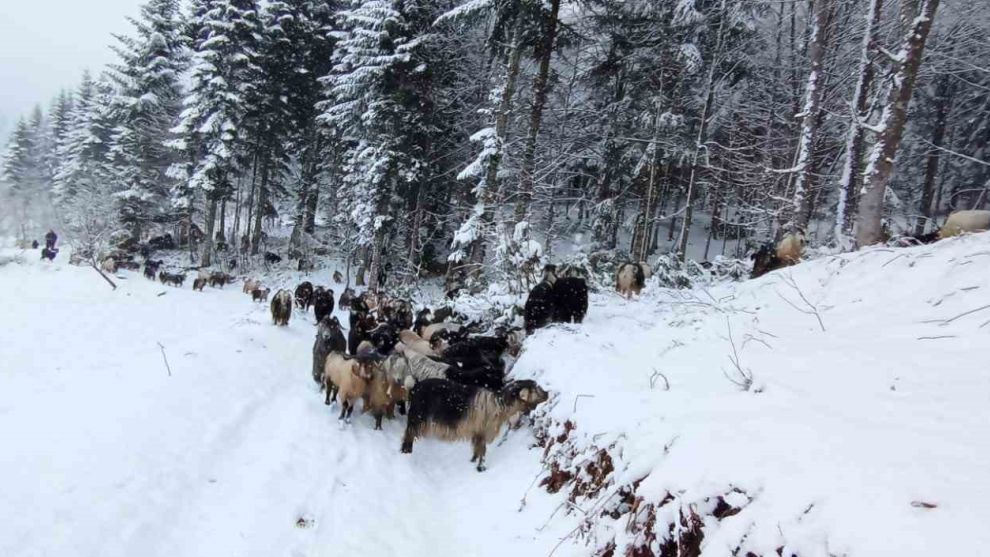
[41,90,74,187]
[2,116,47,244]
[442,0,544,275]
[105,0,187,242]
[52,73,115,210]
[52,76,121,257]
[170,0,262,265]
[255,0,336,254]
[318,0,432,291]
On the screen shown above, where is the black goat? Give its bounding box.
[295,281,314,311]
[313,286,335,323]
[401,379,549,472]
[312,315,347,384]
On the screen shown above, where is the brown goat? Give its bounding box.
[323,353,374,423]
[363,365,397,430]
[939,210,990,239]
[776,231,806,265]
[398,330,438,357]
[243,278,259,294]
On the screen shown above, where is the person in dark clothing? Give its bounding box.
[45,230,57,250]
[31,240,39,249]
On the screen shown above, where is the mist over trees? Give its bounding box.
[3,0,988,286]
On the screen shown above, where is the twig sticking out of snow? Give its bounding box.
[721,318,753,391]
[547,485,622,557]
[917,335,956,341]
[573,394,595,413]
[776,273,826,332]
[90,262,117,290]
[882,253,906,267]
[157,342,172,377]
[649,368,670,391]
[742,332,773,351]
[663,436,679,456]
[518,463,549,512]
[933,304,990,327]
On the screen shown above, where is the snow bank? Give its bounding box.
[516,233,990,556]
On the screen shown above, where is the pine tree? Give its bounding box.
[262,0,337,251]
[106,0,187,240]
[3,118,41,199]
[53,73,115,206]
[319,0,433,290]
[170,0,262,265]
[51,76,120,256]
[42,90,74,187]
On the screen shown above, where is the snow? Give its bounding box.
[0,249,569,557]
[3,232,989,556]
[515,232,990,555]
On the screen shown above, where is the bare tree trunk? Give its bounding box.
[231,173,243,244]
[408,184,424,274]
[252,155,271,256]
[676,0,729,260]
[201,194,218,267]
[915,72,952,234]
[703,186,721,261]
[836,0,884,243]
[632,102,662,262]
[668,184,683,242]
[467,21,524,268]
[243,148,260,251]
[788,0,832,233]
[855,0,940,247]
[368,227,385,293]
[218,198,226,241]
[304,135,322,235]
[514,0,561,223]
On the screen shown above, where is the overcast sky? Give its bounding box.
[0,0,145,140]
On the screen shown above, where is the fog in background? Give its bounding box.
[0,0,145,143]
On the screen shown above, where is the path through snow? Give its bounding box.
[0,254,573,557]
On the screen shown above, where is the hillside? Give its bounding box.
[518,232,990,556]
[1,233,989,556]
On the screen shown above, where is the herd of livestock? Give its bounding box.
[82,208,990,470]
[248,273,562,472]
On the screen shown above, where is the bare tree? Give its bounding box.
[855,0,941,247]
[835,0,885,243]
[787,0,833,234]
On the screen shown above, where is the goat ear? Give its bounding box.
[518,387,532,402]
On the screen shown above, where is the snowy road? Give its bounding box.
[0,256,569,557]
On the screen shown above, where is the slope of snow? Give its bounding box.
[0,250,570,557]
[515,232,990,556]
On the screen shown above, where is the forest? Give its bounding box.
[2,0,988,290]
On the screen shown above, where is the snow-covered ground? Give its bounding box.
[2,232,989,556]
[517,232,990,556]
[0,251,570,557]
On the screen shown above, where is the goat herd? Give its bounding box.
[243,275,562,472]
[88,208,990,471]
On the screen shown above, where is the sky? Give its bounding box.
[0,0,145,141]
